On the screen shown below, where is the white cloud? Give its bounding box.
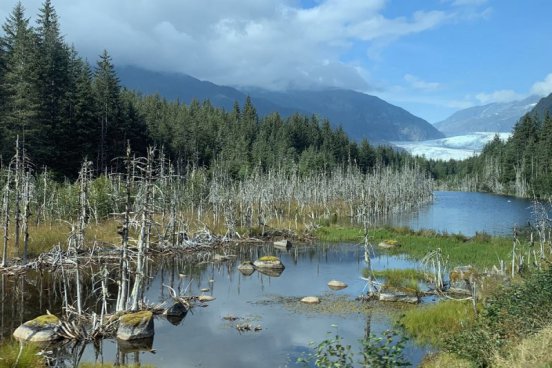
[531,73,552,97]
[0,0,453,91]
[404,74,441,91]
[475,89,524,104]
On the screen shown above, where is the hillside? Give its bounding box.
[528,92,552,120]
[117,66,443,142]
[434,95,539,136]
[247,88,444,142]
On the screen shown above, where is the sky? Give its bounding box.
[1,0,552,123]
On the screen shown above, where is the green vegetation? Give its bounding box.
[258,256,280,262]
[297,328,410,367]
[27,314,59,326]
[369,268,427,293]
[119,310,152,327]
[420,352,474,368]
[492,324,552,368]
[444,265,552,367]
[317,225,512,268]
[427,113,552,197]
[400,300,476,347]
[297,330,411,368]
[0,339,45,368]
[0,3,418,180]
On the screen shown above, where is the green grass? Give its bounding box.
[420,352,475,368]
[26,314,59,326]
[399,300,477,347]
[492,324,552,368]
[367,268,427,293]
[316,225,513,269]
[0,339,45,368]
[119,310,152,327]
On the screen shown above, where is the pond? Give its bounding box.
[1,191,541,367]
[1,243,426,367]
[386,191,535,236]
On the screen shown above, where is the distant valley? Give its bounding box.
[393,132,511,161]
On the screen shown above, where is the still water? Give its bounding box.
[75,244,424,368]
[0,191,539,367]
[388,191,534,236]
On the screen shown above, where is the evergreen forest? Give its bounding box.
[0,2,414,181]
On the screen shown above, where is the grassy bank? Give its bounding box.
[316,225,513,269]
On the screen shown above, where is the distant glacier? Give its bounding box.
[392,132,511,161]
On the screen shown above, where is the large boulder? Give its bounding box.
[117,311,155,341]
[13,314,61,342]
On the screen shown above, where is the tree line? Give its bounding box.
[425,113,552,197]
[0,1,416,180]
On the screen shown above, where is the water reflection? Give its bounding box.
[386,191,536,236]
[1,243,427,367]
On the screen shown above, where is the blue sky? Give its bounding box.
[1,0,552,123]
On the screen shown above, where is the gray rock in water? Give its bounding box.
[164,302,188,318]
[13,314,61,342]
[274,239,292,250]
[198,295,215,302]
[328,280,348,290]
[238,261,255,276]
[301,296,321,304]
[378,292,419,304]
[117,311,155,341]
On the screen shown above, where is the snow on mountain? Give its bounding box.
[393,132,511,161]
[434,96,539,136]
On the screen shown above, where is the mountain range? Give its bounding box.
[434,95,540,136]
[116,66,444,142]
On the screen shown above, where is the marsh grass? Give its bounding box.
[0,339,45,368]
[420,352,475,368]
[400,300,477,347]
[492,324,552,368]
[317,225,512,269]
[367,268,427,293]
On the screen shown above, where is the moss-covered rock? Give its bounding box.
[13,314,61,342]
[117,311,154,341]
[254,256,285,271]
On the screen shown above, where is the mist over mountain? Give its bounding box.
[117,65,443,142]
[434,95,539,136]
